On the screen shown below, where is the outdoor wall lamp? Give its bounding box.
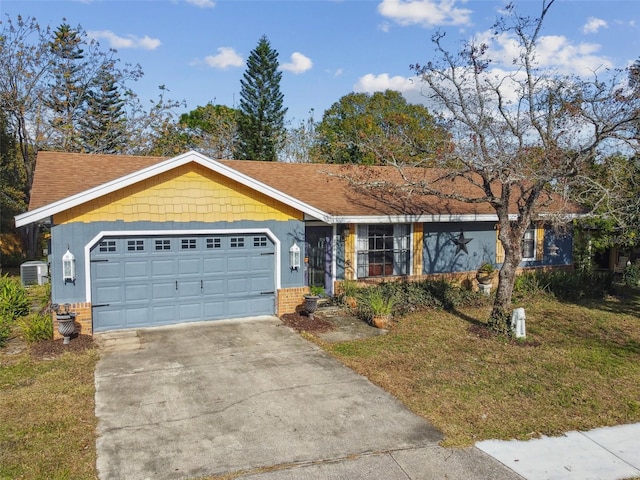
[341,227,350,241]
[548,243,560,257]
[62,248,76,284]
[289,241,301,272]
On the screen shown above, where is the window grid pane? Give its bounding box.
[206,238,221,249]
[357,224,409,278]
[155,239,171,251]
[230,237,245,248]
[127,240,144,251]
[181,238,197,250]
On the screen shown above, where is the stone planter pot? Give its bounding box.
[476,272,494,285]
[56,313,76,345]
[304,295,320,317]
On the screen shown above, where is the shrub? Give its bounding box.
[0,275,30,321]
[0,317,11,346]
[623,263,640,288]
[514,269,613,301]
[357,287,395,321]
[19,312,53,343]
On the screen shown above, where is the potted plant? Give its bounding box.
[339,279,359,309]
[476,263,496,285]
[304,285,325,317]
[361,288,394,329]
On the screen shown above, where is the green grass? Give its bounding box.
[323,291,640,447]
[0,349,99,480]
[2,289,639,479]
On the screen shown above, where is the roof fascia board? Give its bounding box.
[16,151,332,227]
[330,214,506,224]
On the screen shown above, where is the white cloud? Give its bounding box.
[583,17,608,34]
[202,47,244,69]
[88,30,161,50]
[186,0,215,7]
[280,52,313,74]
[474,30,613,76]
[377,0,473,28]
[354,73,429,104]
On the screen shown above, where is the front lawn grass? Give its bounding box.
[0,348,99,480]
[323,292,640,447]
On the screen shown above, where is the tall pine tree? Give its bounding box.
[79,68,127,153]
[236,36,287,161]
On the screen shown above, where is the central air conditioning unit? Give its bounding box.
[20,261,49,286]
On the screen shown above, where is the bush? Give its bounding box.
[623,263,640,288]
[19,312,53,343]
[0,317,11,346]
[0,275,30,322]
[374,278,487,316]
[513,269,612,301]
[357,287,395,321]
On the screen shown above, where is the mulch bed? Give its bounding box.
[29,334,96,360]
[280,311,336,334]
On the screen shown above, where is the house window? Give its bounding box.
[98,240,116,253]
[522,227,536,260]
[155,239,171,251]
[206,238,221,249]
[253,236,268,247]
[127,240,144,251]
[181,238,197,250]
[230,237,245,248]
[356,224,410,278]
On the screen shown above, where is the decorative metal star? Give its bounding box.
[452,231,473,254]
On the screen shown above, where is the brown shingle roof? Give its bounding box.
[28,151,581,219]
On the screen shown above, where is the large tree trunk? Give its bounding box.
[489,255,520,335]
[489,217,526,335]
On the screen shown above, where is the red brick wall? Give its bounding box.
[52,302,92,340]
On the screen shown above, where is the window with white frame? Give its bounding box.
[522,227,536,260]
[356,224,410,278]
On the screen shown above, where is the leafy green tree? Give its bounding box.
[236,35,287,161]
[0,111,26,233]
[179,103,239,159]
[313,90,449,165]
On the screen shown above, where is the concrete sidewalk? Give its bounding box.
[477,423,640,480]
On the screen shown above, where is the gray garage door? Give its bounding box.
[91,233,276,332]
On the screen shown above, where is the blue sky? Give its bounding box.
[1,0,639,125]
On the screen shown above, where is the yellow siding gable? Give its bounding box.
[54,163,303,224]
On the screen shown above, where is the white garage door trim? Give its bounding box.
[84,228,282,303]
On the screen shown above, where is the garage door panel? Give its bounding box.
[151,259,174,277]
[94,285,122,303]
[91,234,276,332]
[202,278,224,295]
[152,281,176,300]
[152,304,178,323]
[227,298,251,316]
[124,260,148,278]
[227,278,251,295]
[93,310,124,330]
[125,284,150,302]
[203,257,224,273]
[178,303,203,321]
[250,275,273,292]
[178,258,200,275]
[178,280,201,298]
[124,306,151,327]
[93,261,121,281]
[227,256,249,272]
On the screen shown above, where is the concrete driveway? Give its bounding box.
[95,316,520,480]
